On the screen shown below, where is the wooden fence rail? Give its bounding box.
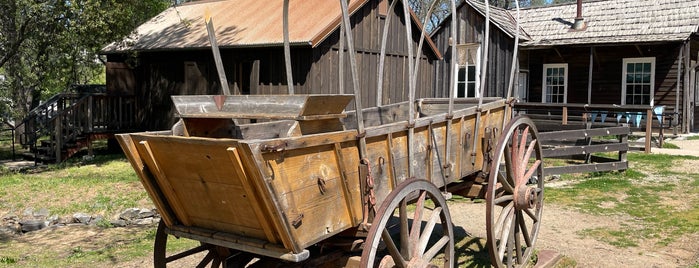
[538,126,629,175]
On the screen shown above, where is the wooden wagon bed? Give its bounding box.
[117,94,506,262]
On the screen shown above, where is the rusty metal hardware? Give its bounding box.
[317,177,327,194]
[291,213,304,228]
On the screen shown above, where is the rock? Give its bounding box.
[637,137,646,143]
[73,213,92,224]
[34,208,50,218]
[2,213,18,221]
[133,218,156,225]
[90,215,104,226]
[119,208,140,221]
[22,208,33,217]
[20,220,45,233]
[110,219,128,227]
[138,208,155,219]
[47,215,59,225]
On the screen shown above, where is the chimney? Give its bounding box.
[572,0,586,30]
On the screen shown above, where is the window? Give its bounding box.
[542,64,567,103]
[455,44,480,98]
[622,57,655,106]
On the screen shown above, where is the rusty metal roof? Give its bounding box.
[102,0,368,52]
[515,0,699,47]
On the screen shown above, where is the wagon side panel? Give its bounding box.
[253,133,362,251]
[127,135,275,243]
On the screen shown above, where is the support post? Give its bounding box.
[55,114,62,163]
[645,108,652,153]
[562,106,568,125]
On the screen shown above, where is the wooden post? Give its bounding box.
[645,108,652,153]
[87,95,93,132]
[55,114,62,163]
[562,106,568,125]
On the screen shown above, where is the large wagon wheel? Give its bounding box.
[486,116,544,268]
[154,221,253,268]
[361,179,455,267]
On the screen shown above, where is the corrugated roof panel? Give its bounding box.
[102,0,368,52]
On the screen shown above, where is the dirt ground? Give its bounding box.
[4,137,699,267]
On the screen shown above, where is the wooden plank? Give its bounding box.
[545,161,628,175]
[237,120,301,139]
[537,126,630,140]
[261,143,356,251]
[135,140,192,226]
[298,119,345,135]
[115,134,177,227]
[542,143,629,158]
[299,95,354,116]
[168,225,309,262]
[227,148,278,244]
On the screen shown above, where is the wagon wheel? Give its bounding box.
[486,116,544,268]
[361,179,455,268]
[154,221,253,268]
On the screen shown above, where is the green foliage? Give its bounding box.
[661,142,680,149]
[686,135,699,141]
[0,0,170,120]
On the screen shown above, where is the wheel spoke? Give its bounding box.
[400,200,409,258]
[382,228,408,268]
[504,146,516,190]
[514,211,523,264]
[493,194,513,206]
[518,213,532,247]
[522,159,541,184]
[165,245,209,263]
[196,251,215,268]
[422,235,450,262]
[497,209,516,260]
[498,170,514,193]
[494,203,514,237]
[523,207,539,222]
[418,207,442,255]
[409,190,427,257]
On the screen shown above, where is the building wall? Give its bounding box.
[106,0,438,130]
[430,3,516,99]
[520,44,683,109]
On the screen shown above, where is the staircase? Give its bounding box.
[17,88,137,163]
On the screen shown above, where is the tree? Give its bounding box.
[0,0,169,123]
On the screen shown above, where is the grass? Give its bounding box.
[545,152,699,248]
[686,135,699,141]
[2,140,698,266]
[661,141,680,149]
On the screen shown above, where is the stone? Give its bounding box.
[73,213,92,224]
[138,208,155,219]
[110,219,128,227]
[133,218,156,225]
[119,208,140,221]
[22,208,34,217]
[34,208,50,218]
[19,220,45,233]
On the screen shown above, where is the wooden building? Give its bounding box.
[513,0,699,133]
[102,0,442,130]
[430,0,525,100]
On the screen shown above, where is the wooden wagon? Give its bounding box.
[117,0,543,267]
[117,93,544,267]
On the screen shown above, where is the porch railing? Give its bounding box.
[514,102,679,153]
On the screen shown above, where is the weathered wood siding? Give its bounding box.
[520,44,683,111]
[107,0,437,130]
[430,4,516,99]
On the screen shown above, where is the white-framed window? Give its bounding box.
[542,63,568,103]
[622,57,655,106]
[455,44,480,98]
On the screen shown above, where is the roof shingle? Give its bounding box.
[515,0,699,47]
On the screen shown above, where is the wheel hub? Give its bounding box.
[514,185,538,210]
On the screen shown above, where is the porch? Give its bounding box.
[514,102,679,153]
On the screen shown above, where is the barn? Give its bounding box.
[101,0,443,130]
